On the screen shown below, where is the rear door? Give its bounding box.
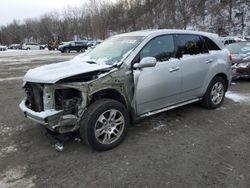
[75,42,82,51]
[134,35,182,115]
[71,42,76,51]
[175,34,212,101]
[34,43,40,50]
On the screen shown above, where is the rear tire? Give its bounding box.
[80,99,129,151]
[201,76,226,109]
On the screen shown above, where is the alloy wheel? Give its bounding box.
[94,109,125,145]
[211,82,224,105]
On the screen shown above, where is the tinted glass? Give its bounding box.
[176,34,204,57]
[75,42,82,45]
[203,37,220,51]
[140,35,175,61]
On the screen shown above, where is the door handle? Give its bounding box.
[205,59,213,64]
[169,66,180,72]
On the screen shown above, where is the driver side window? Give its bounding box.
[140,35,175,62]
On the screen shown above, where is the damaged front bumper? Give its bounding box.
[19,98,64,130]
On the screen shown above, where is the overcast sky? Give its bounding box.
[0,0,88,26]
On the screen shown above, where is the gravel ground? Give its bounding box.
[0,50,250,188]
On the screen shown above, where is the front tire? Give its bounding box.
[64,48,70,53]
[80,99,129,151]
[201,76,226,109]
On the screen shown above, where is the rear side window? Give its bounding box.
[140,35,175,62]
[203,36,220,51]
[175,34,205,57]
[75,42,83,45]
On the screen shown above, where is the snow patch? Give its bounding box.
[0,77,23,82]
[1,145,18,154]
[0,123,13,135]
[0,123,24,137]
[0,144,18,158]
[151,121,167,131]
[153,123,166,130]
[225,91,250,103]
[0,166,35,188]
[6,66,30,71]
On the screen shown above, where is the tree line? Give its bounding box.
[0,0,249,45]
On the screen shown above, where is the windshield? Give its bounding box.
[226,42,250,54]
[62,42,71,46]
[80,36,143,65]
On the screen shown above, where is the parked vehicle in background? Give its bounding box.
[58,41,88,53]
[8,44,21,49]
[244,36,250,41]
[0,45,7,51]
[22,43,41,50]
[40,44,48,50]
[19,30,231,151]
[87,40,102,48]
[222,36,246,45]
[226,41,250,79]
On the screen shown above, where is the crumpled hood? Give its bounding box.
[24,59,112,83]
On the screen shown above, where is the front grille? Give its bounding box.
[25,83,44,112]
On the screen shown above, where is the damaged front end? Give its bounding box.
[19,82,87,133]
[19,65,131,134]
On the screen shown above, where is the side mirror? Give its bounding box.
[134,57,157,69]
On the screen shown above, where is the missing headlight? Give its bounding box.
[55,88,82,115]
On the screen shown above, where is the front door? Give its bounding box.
[134,35,181,115]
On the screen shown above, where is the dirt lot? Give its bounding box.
[0,50,250,188]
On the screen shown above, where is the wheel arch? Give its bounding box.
[89,88,136,124]
[214,73,229,91]
[89,88,128,108]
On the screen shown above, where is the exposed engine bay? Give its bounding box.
[20,66,128,135]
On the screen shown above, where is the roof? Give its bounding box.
[117,29,224,49]
[118,29,218,37]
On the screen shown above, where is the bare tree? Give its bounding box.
[0,0,249,45]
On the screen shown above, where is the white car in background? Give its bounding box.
[221,36,246,45]
[22,43,41,50]
[0,45,7,51]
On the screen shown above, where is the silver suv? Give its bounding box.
[19,30,232,151]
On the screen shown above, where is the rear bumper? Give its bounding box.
[19,98,63,129]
